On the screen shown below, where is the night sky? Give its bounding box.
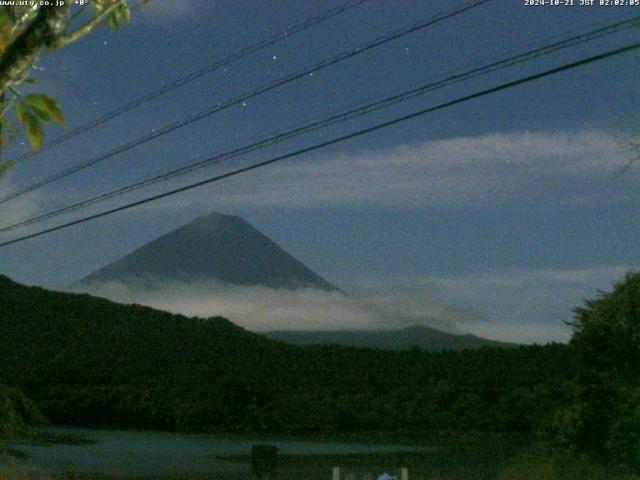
[1,0,639,342]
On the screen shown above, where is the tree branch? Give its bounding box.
[0,5,69,96]
[51,1,124,50]
[10,6,41,43]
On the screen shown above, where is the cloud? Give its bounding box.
[67,264,637,345]
[67,263,639,345]
[144,129,639,212]
[70,280,485,335]
[416,264,640,344]
[422,264,637,301]
[70,277,581,344]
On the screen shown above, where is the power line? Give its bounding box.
[9,0,372,164]
[0,0,493,206]
[1,41,637,249]
[2,14,638,234]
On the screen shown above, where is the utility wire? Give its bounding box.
[1,41,637,248]
[9,0,372,164]
[2,14,638,234]
[0,0,493,206]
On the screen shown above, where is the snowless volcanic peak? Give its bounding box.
[76,211,337,291]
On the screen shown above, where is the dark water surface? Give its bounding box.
[5,427,424,477]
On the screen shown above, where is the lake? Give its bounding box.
[4,427,425,478]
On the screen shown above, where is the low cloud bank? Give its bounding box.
[70,262,640,345]
[71,280,487,335]
[71,278,582,344]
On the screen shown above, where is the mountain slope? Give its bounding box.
[75,211,336,291]
[0,274,294,430]
[264,325,517,351]
[0,274,280,381]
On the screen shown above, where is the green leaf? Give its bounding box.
[15,101,29,124]
[118,3,130,25]
[108,9,119,29]
[26,113,44,151]
[93,0,107,15]
[0,8,14,54]
[108,2,130,30]
[15,94,65,152]
[0,8,13,28]
[24,94,64,125]
[31,106,51,123]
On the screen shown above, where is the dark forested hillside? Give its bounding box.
[0,275,574,435]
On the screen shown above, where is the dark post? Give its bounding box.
[252,444,277,479]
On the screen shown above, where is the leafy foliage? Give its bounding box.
[0,383,44,437]
[0,8,15,55]
[15,94,64,150]
[545,272,640,469]
[571,272,640,382]
[107,3,131,29]
[0,1,133,156]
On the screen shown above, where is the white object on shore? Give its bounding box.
[332,466,341,480]
[331,466,408,480]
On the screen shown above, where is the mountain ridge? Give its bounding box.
[264,324,517,351]
[74,211,337,291]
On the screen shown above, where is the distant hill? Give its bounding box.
[74,211,337,291]
[264,325,517,351]
[0,275,572,435]
[0,274,292,431]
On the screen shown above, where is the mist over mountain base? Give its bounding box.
[69,279,471,334]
